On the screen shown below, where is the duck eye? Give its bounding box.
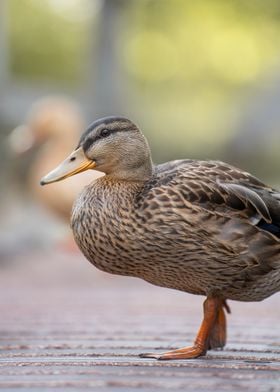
[100,129,110,138]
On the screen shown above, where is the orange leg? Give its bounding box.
[140,297,227,360]
[208,300,230,350]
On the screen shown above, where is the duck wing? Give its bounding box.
[154,159,280,237]
[148,160,280,292]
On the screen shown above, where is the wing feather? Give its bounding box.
[217,182,272,223]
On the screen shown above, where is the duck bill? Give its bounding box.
[40,147,95,185]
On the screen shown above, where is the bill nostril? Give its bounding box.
[70,157,76,162]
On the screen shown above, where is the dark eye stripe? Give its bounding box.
[82,131,111,152]
[83,137,94,152]
[80,117,138,152]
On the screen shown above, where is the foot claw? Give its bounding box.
[139,345,205,360]
[139,352,161,359]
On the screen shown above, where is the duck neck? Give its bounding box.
[107,157,153,183]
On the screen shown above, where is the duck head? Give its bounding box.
[40,116,153,185]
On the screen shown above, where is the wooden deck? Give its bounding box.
[0,248,279,391]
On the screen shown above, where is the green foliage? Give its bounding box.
[121,0,280,157]
[123,0,280,86]
[8,0,93,85]
[7,0,280,165]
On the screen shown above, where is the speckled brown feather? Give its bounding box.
[71,158,280,302]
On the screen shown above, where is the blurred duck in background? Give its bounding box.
[9,97,103,222]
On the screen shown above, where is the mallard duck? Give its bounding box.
[9,97,103,221]
[41,116,280,360]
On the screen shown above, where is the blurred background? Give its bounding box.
[1,0,280,262]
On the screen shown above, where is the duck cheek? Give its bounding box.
[92,160,110,174]
[96,155,119,173]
